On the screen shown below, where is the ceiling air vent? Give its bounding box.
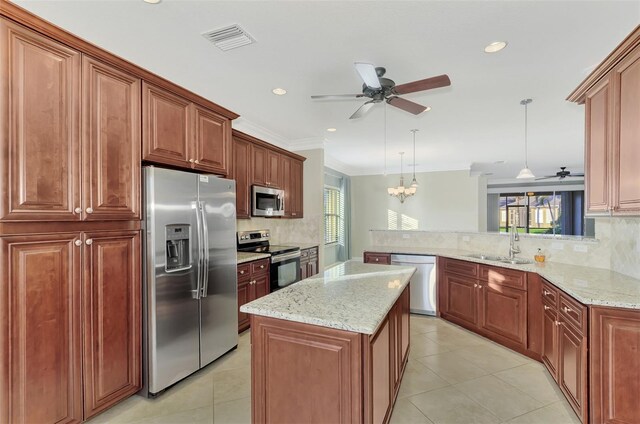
[201,24,255,51]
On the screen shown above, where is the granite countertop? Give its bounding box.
[365,246,640,310]
[240,261,416,334]
[296,243,319,250]
[237,251,271,264]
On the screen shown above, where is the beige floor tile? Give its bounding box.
[214,396,251,424]
[452,344,528,373]
[408,386,501,424]
[210,344,252,374]
[493,363,565,405]
[506,402,581,424]
[409,333,452,358]
[423,329,487,350]
[213,365,251,405]
[390,398,434,424]
[131,405,213,424]
[410,316,451,335]
[454,375,543,421]
[397,360,450,399]
[416,352,490,384]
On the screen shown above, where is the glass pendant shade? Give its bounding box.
[516,167,535,179]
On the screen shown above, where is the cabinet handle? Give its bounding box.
[555,320,560,326]
[543,290,550,296]
[194,160,199,164]
[563,306,572,313]
[260,265,265,269]
[189,159,195,163]
[544,305,550,310]
[292,213,297,216]
[375,258,379,262]
[85,239,93,246]
[240,270,245,275]
[74,240,82,247]
[74,207,82,214]
[86,207,93,214]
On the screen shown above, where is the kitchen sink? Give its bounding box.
[466,253,532,265]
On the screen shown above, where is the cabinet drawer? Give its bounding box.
[364,252,391,265]
[251,259,269,275]
[308,247,318,258]
[480,265,526,290]
[559,293,587,334]
[237,263,251,282]
[541,280,559,307]
[443,258,479,278]
[300,249,309,259]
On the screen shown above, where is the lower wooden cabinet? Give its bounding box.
[558,318,588,423]
[478,282,527,347]
[237,259,270,332]
[363,251,391,265]
[542,305,560,379]
[0,230,141,424]
[300,246,319,279]
[590,306,640,424]
[369,317,391,424]
[440,273,478,328]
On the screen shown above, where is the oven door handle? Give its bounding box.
[271,251,301,264]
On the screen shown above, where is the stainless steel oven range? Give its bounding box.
[237,230,301,292]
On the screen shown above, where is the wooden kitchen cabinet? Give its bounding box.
[0,18,82,222]
[0,230,141,423]
[250,143,268,186]
[590,306,640,424]
[369,317,391,424]
[542,304,560,380]
[300,246,319,279]
[267,150,282,188]
[232,135,251,219]
[289,158,304,218]
[569,26,640,216]
[558,318,588,424]
[441,273,478,329]
[363,251,392,265]
[142,82,231,176]
[478,282,528,347]
[237,258,270,332]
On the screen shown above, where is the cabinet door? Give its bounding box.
[478,283,527,347]
[584,77,611,214]
[252,274,269,300]
[280,155,292,217]
[590,307,640,424]
[400,286,410,365]
[442,274,478,328]
[542,305,559,380]
[82,231,141,419]
[267,150,281,187]
[612,46,640,213]
[142,82,190,167]
[558,321,588,424]
[237,281,250,332]
[251,144,268,186]
[370,318,391,424]
[232,136,251,218]
[0,19,81,221]
[1,234,82,424]
[82,56,140,221]
[300,258,308,280]
[192,104,231,176]
[290,159,304,218]
[307,260,317,277]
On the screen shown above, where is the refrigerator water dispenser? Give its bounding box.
[165,224,191,271]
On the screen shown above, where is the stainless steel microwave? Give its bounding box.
[252,186,285,217]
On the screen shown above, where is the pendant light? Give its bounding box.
[387,152,417,203]
[516,98,535,179]
[410,129,419,188]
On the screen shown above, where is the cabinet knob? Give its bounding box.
[189,159,195,163]
[85,239,93,246]
[194,160,199,164]
[555,320,560,326]
[563,306,572,313]
[375,258,379,262]
[86,207,93,214]
[74,240,82,247]
[74,207,82,214]
[260,265,265,269]
[252,280,257,285]
[240,270,245,275]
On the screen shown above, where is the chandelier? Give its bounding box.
[388,129,420,203]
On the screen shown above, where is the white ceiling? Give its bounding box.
[14,0,639,178]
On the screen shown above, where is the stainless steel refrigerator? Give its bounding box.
[141,166,238,397]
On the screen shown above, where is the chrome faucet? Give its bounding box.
[509,222,521,259]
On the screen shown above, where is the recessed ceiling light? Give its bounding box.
[484,41,508,53]
[272,88,287,96]
[326,128,337,132]
[143,0,161,4]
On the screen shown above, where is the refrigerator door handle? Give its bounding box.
[200,201,210,298]
[193,201,203,299]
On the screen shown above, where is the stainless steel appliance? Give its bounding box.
[390,254,437,316]
[142,166,238,397]
[252,186,285,217]
[237,230,301,291]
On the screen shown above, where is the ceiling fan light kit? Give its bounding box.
[516,98,535,179]
[311,63,451,119]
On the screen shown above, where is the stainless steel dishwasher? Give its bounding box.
[390,254,437,316]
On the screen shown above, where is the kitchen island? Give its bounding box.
[240,261,416,424]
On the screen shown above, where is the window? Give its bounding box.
[324,186,343,244]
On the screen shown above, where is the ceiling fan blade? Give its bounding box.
[535,176,558,180]
[567,173,585,177]
[393,74,451,95]
[387,96,428,115]
[311,94,364,100]
[349,101,376,119]
[354,62,381,89]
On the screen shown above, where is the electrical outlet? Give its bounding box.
[573,244,588,253]
[402,233,410,239]
[462,236,470,242]
[551,242,564,250]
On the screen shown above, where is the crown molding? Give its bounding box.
[289,137,326,151]
[232,117,291,150]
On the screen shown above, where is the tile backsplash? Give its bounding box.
[369,217,640,280]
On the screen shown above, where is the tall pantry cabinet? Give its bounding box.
[0,17,140,424]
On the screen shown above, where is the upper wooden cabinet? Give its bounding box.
[0,19,81,222]
[289,158,304,218]
[569,25,640,216]
[250,143,268,186]
[142,82,232,176]
[232,135,251,219]
[267,150,282,188]
[0,19,142,222]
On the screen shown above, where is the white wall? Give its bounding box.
[350,170,486,257]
